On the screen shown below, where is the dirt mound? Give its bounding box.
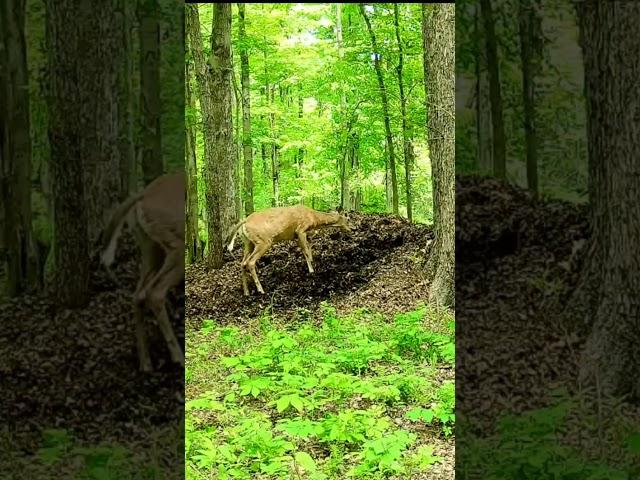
[186,212,432,326]
[456,175,590,432]
[0,232,184,459]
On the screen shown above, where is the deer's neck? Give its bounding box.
[311,212,338,229]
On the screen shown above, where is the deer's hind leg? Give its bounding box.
[241,237,253,296]
[145,248,184,366]
[245,240,271,294]
[132,226,164,372]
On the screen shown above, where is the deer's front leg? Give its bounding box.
[297,232,314,274]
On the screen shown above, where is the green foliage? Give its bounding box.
[191,3,433,224]
[459,390,640,480]
[186,306,454,478]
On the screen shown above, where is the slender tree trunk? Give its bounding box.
[238,3,254,216]
[394,3,413,222]
[186,4,223,268]
[518,0,539,195]
[269,85,279,207]
[231,59,242,220]
[423,3,455,308]
[359,3,399,214]
[138,0,163,185]
[185,53,200,264]
[117,0,135,200]
[568,2,640,398]
[0,0,37,295]
[475,5,493,174]
[210,3,236,238]
[480,0,506,180]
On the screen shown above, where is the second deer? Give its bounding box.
[101,172,185,371]
[226,205,352,295]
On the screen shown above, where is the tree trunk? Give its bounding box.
[45,0,93,307]
[423,3,455,308]
[394,3,413,222]
[269,85,279,207]
[518,0,539,196]
[480,0,506,180]
[186,4,223,268]
[238,3,254,216]
[359,4,399,214]
[232,60,242,220]
[185,48,200,264]
[0,0,37,296]
[138,0,163,186]
[474,4,493,174]
[569,2,640,398]
[210,3,236,239]
[117,0,136,200]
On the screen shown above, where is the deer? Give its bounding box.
[100,172,185,372]
[226,205,352,296]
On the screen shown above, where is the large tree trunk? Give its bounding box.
[569,2,640,398]
[185,52,200,265]
[359,4,399,215]
[0,0,37,296]
[480,0,506,180]
[186,4,224,268]
[518,0,539,196]
[45,0,94,307]
[138,0,164,186]
[211,3,237,234]
[423,3,455,308]
[394,3,413,222]
[238,3,254,216]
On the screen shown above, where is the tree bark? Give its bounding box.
[185,41,201,264]
[186,4,223,268]
[569,2,640,398]
[238,3,254,216]
[423,3,455,308]
[480,0,506,180]
[117,0,136,200]
[359,3,399,214]
[0,0,37,295]
[138,0,164,186]
[45,0,93,307]
[518,0,539,196]
[211,3,237,233]
[394,3,413,222]
[474,4,493,174]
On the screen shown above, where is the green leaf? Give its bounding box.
[295,451,317,472]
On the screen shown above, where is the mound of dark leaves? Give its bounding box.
[456,175,590,433]
[0,230,184,460]
[186,212,431,326]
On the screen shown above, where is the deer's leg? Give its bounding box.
[297,232,314,273]
[241,238,252,296]
[132,230,163,372]
[144,249,184,366]
[246,241,271,294]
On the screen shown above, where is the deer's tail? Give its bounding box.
[226,220,246,252]
[101,193,143,268]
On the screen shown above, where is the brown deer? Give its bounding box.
[101,172,185,372]
[226,205,351,296]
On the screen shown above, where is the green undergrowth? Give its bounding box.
[458,389,640,480]
[0,422,183,480]
[186,303,455,479]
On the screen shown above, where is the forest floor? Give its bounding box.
[456,175,640,474]
[0,235,184,479]
[186,212,456,479]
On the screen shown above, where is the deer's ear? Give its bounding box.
[336,206,344,214]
